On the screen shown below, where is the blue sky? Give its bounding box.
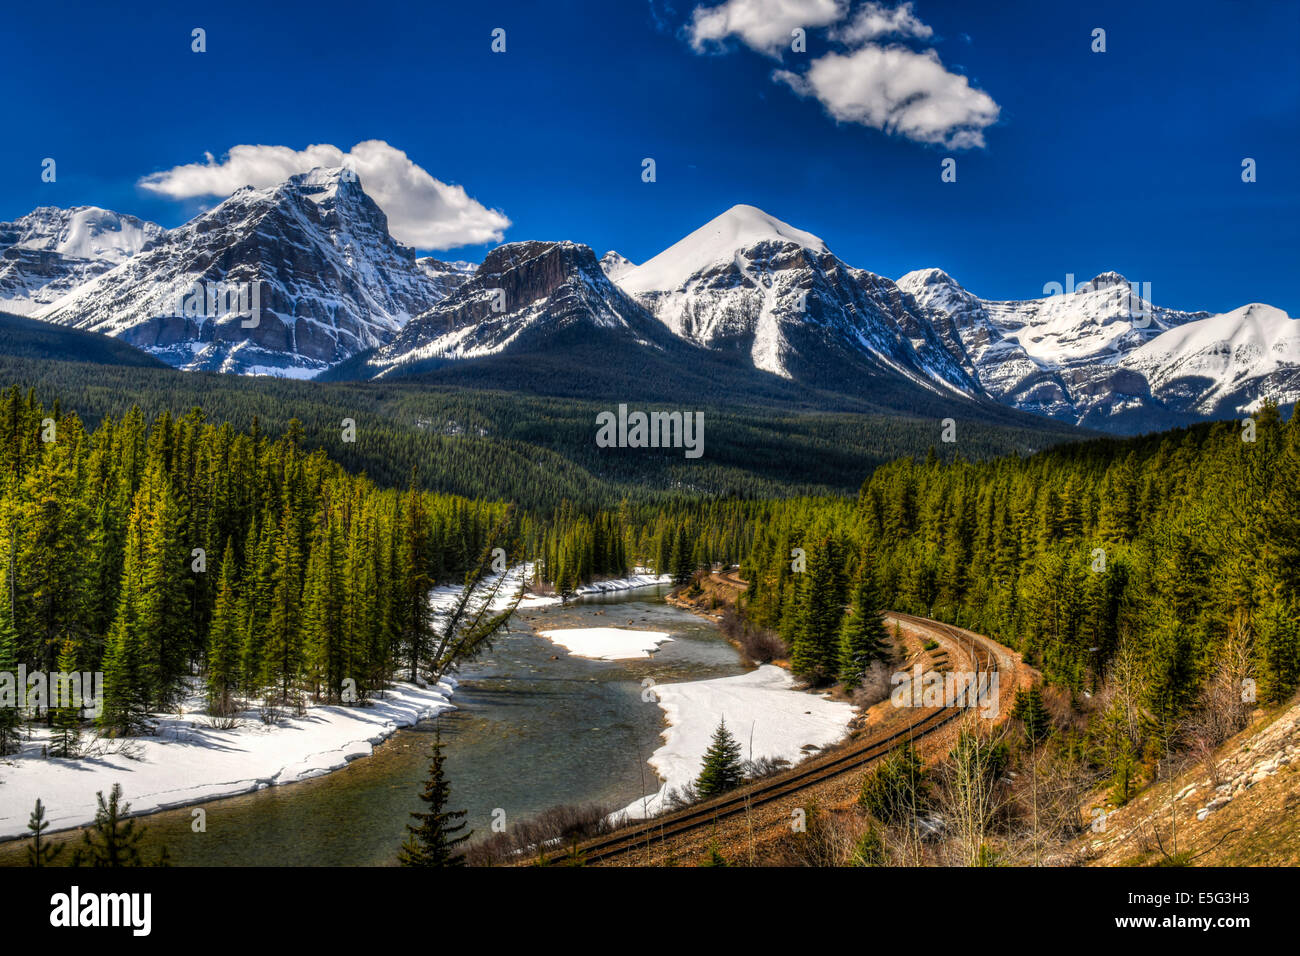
[2,0,1297,313]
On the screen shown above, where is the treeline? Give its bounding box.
[0,353,1076,511]
[0,387,511,741]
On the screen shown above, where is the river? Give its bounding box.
[0,584,746,866]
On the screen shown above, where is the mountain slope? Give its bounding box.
[0,310,168,369]
[614,205,981,401]
[0,206,164,315]
[1124,303,1300,416]
[36,168,448,376]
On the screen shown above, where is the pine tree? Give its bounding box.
[1011,685,1052,744]
[669,522,694,587]
[100,491,154,736]
[847,824,886,866]
[701,845,728,866]
[262,504,305,707]
[398,730,471,867]
[78,784,147,867]
[26,798,62,866]
[1257,595,1300,704]
[790,536,845,685]
[206,539,242,716]
[0,596,22,755]
[858,744,928,824]
[695,718,745,797]
[49,639,81,759]
[838,558,890,685]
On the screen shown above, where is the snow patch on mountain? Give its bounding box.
[0,207,164,315]
[1124,303,1300,413]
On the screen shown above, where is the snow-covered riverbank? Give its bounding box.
[0,568,674,842]
[0,678,455,841]
[619,665,855,819]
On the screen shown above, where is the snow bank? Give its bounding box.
[517,570,672,609]
[538,627,673,661]
[0,680,456,842]
[429,567,669,612]
[619,665,855,819]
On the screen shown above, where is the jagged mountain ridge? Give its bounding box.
[894,267,1296,429]
[615,205,981,399]
[8,180,1295,433]
[36,168,454,376]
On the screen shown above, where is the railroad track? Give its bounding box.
[544,612,1002,865]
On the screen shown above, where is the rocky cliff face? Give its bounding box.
[366,239,672,376]
[36,168,450,376]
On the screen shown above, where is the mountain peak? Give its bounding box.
[1087,271,1129,289]
[898,267,962,289]
[619,204,827,295]
[599,250,637,281]
[280,166,367,204]
[702,204,827,254]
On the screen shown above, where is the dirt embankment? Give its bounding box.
[1071,695,1300,867]
[664,567,748,620]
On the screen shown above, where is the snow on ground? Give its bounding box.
[0,678,455,841]
[618,665,855,820]
[538,627,673,661]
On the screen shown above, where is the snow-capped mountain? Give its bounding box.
[598,250,637,281]
[36,168,450,376]
[0,206,164,315]
[896,268,1299,429]
[9,185,1295,433]
[362,239,674,379]
[614,204,980,398]
[1123,303,1300,417]
[416,256,477,298]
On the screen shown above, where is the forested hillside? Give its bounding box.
[604,406,1300,800]
[0,354,1081,511]
[0,388,517,745]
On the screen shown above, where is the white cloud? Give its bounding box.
[830,1,932,43]
[689,0,846,55]
[139,140,510,250]
[774,44,999,148]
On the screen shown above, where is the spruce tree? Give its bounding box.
[100,495,153,736]
[1011,685,1052,744]
[0,598,22,755]
[669,522,693,587]
[695,718,745,797]
[262,504,305,707]
[790,536,845,685]
[838,559,890,686]
[26,798,62,866]
[206,539,242,717]
[49,639,81,758]
[78,783,147,867]
[398,730,471,867]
